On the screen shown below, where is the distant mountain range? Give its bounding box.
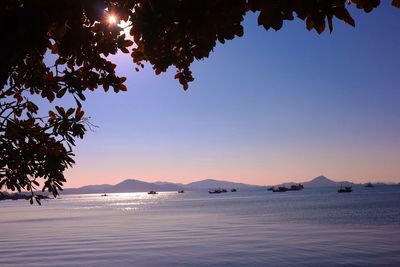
[61,176,357,194]
[62,178,259,194]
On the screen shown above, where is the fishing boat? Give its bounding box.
[209,189,222,194]
[289,184,304,191]
[365,182,374,188]
[148,190,157,195]
[338,186,352,193]
[178,190,185,193]
[208,188,228,194]
[271,184,304,192]
[272,187,288,192]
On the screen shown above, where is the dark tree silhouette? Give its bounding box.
[1,0,399,204]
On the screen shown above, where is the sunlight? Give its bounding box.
[108,14,117,25]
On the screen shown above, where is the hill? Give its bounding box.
[304,175,354,187]
[63,178,262,194]
[62,176,356,194]
[63,179,184,194]
[276,175,354,188]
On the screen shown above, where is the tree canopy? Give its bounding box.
[1,0,399,204]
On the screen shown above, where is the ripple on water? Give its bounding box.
[1,187,400,267]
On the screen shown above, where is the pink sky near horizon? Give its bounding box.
[64,134,400,187]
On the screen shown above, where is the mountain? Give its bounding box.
[63,178,261,194]
[113,179,184,192]
[64,184,114,194]
[275,175,354,188]
[63,179,184,194]
[186,179,259,189]
[62,176,353,195]
[303,175,354,187]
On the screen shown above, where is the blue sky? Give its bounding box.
[65,3,400,187]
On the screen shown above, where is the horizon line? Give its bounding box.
[63,175,399,189]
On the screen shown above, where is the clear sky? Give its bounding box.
[64,3,400,187]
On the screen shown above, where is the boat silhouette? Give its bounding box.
[338,186,352,193]
[365,182,374,188]
[271,184,304,192]
[208,188,228,194]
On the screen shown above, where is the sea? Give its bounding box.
[1,185,400,267]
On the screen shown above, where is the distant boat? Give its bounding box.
[148,190,157,195]
[365,182,374,188]
[271,184,304,192]
[272,187,288,193]
[209,189,222,194]
[101,193,108,197]
[338,186,352,193]
[178,190,185,193]
[231,188,237,192]
[289,184,304,191]
[208,188,228,194]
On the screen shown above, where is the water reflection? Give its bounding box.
[1,187,400,267]
[61,192,177,212]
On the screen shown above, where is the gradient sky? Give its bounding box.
[63,3,400,187]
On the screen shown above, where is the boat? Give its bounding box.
[231,188,237,192]
[209,189,222,194]
[365,182,374,188]
[271,184,304,192]
[101,193,108,197]
[148,190,157,195]
[338,186,352,193]
[289,184,304,191]
[178,190,185,193]
[208,188,228,194]
[272,187,288,192]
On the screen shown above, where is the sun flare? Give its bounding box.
[108,15,117,25]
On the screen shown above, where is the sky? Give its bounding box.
[64,3,400,187]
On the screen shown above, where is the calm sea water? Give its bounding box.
[1,186,400,267]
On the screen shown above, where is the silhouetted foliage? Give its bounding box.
[0,0,398,203]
